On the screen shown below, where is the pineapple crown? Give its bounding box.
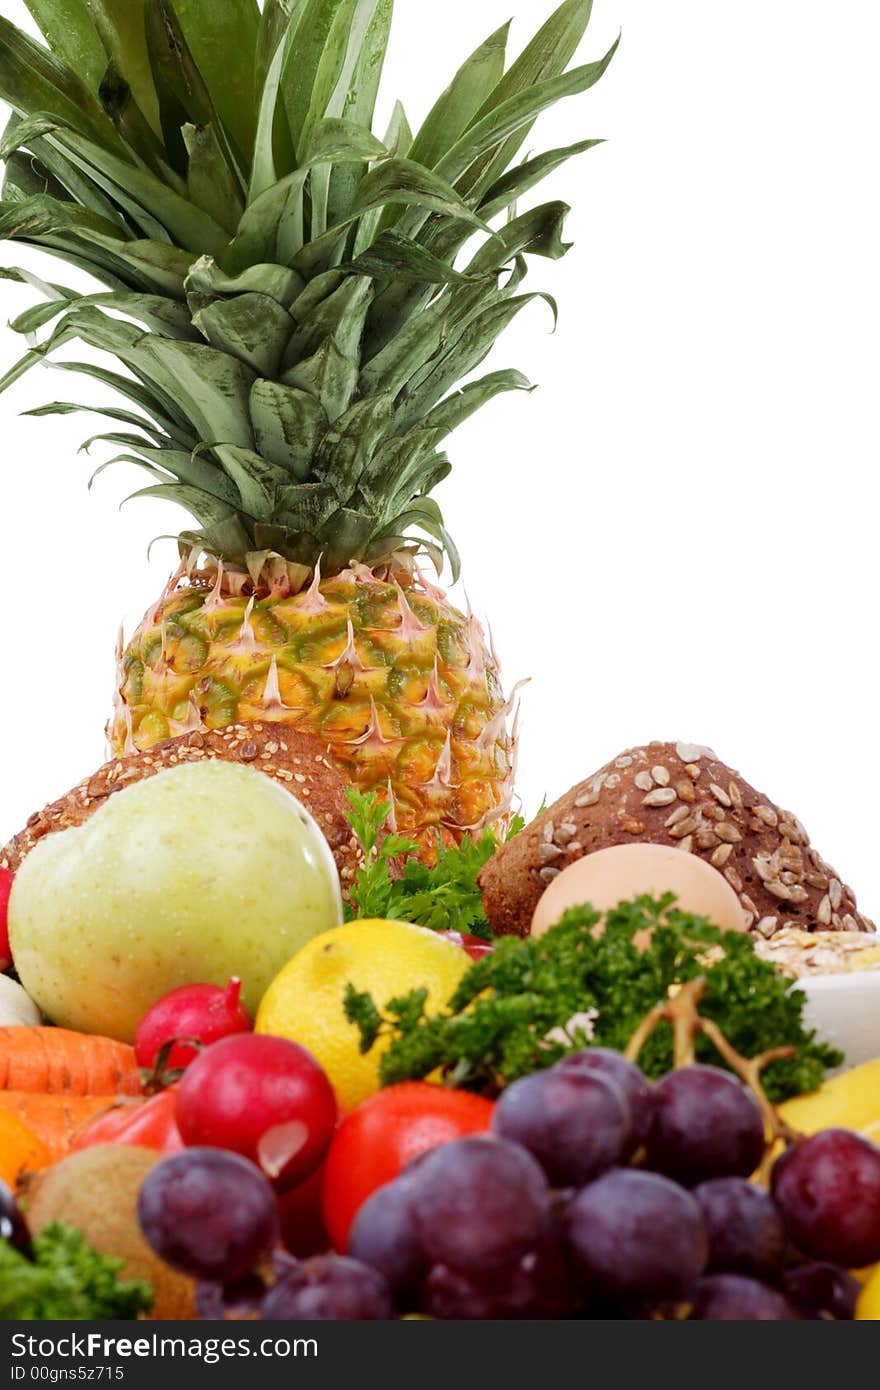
[0,0,615,583]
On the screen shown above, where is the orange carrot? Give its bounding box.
[0,1027,142,1096]
[0,1092,129,1163]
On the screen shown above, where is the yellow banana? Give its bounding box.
[777,1058,880,1137]
[856,1266,880,1319]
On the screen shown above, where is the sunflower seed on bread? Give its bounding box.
[1,724,362,887]
[478,741,875,940]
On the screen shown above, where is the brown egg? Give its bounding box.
[530,843,748,938]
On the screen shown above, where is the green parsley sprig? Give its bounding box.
[0,1224,153,1320]
[345,895,841,1102]
[343,790,521,940]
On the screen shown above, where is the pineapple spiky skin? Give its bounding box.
[112,570,516,850]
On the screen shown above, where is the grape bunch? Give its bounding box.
[138,1149,394,1320]
[0,1179,31,1254]
[135,1050,880,1320]
[350,1052,880,1320]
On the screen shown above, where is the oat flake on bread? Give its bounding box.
[478,741,875,940]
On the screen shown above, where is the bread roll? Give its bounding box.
[478,741,874,940]
[1,724,362,889]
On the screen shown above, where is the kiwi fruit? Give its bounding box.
[21,1145,196,1320]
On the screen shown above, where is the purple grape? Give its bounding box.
[781,1262,860,1320]
[195,1274,266,1320]
[566,1168,708,1304]
[0,1179,31,1254]
[271,1248,299,1280]
[348,1179,428,1308]
[423,1239,581,1320]
[644,1065,765,1186]
[138,1148,279,1282]
[261,1255,393,1320]
[772,1130,880,1268]
[492,1067,631,1187]
[693,1178,786,1279]
[691,1273,800,1320]
[557,1049,654,1149]
[409,1136,551,1275]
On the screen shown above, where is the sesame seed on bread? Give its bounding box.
[1,724,362,888]
[478,741,875,940]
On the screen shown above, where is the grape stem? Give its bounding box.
[623,977,802,1150]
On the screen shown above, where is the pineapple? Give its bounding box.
[0,0,615,848]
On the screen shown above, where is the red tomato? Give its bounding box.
[436,930,494,961]
[0,868,14,972]
[321,1083,495,1252]
[72,1089,184,1153]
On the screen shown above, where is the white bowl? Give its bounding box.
[799,972,880,1074]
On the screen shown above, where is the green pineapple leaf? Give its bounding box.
[0,15,113,142]
[126,480,253,536]
[467,202,573,276]
[23,399,172,440]
[183,122,245,234]
[48,125,230,253]
[437,41,619,189]
[51,360,195,442]
[278,0,362,161]
[478,136,602,220]
[421,369,534,440]
[459,0,596,198]
[249,379,328,480]
[145,0,224,177]
[171,0,261,162]
[283,336,359,423]
[213,443,291,517]
[86,0,161,135]
[343,231,480,287]
[133,336,257,447]
[408,22,511,173]
[194,292,295,376]
[99,62,179,179]
[0,0,618,579]
[23,0,109,96]
[326,0,393,227]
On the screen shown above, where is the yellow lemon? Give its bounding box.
[255,919,470,1111]
[856,1265,880,1319]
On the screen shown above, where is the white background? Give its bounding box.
[1,2,878,918]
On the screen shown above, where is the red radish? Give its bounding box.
[437,929,494,961]
[134,978,252,1071]
[175,1034,337,1191]
[0,868,14,972]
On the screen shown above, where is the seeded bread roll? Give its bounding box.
[478,741,875,940]
[1,724,362,889]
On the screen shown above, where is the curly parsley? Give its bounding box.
[345,895,842,1102]
[0,1224,153,1320]
[343,790,521,940]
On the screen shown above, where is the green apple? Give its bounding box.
[9,761,344,1041]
